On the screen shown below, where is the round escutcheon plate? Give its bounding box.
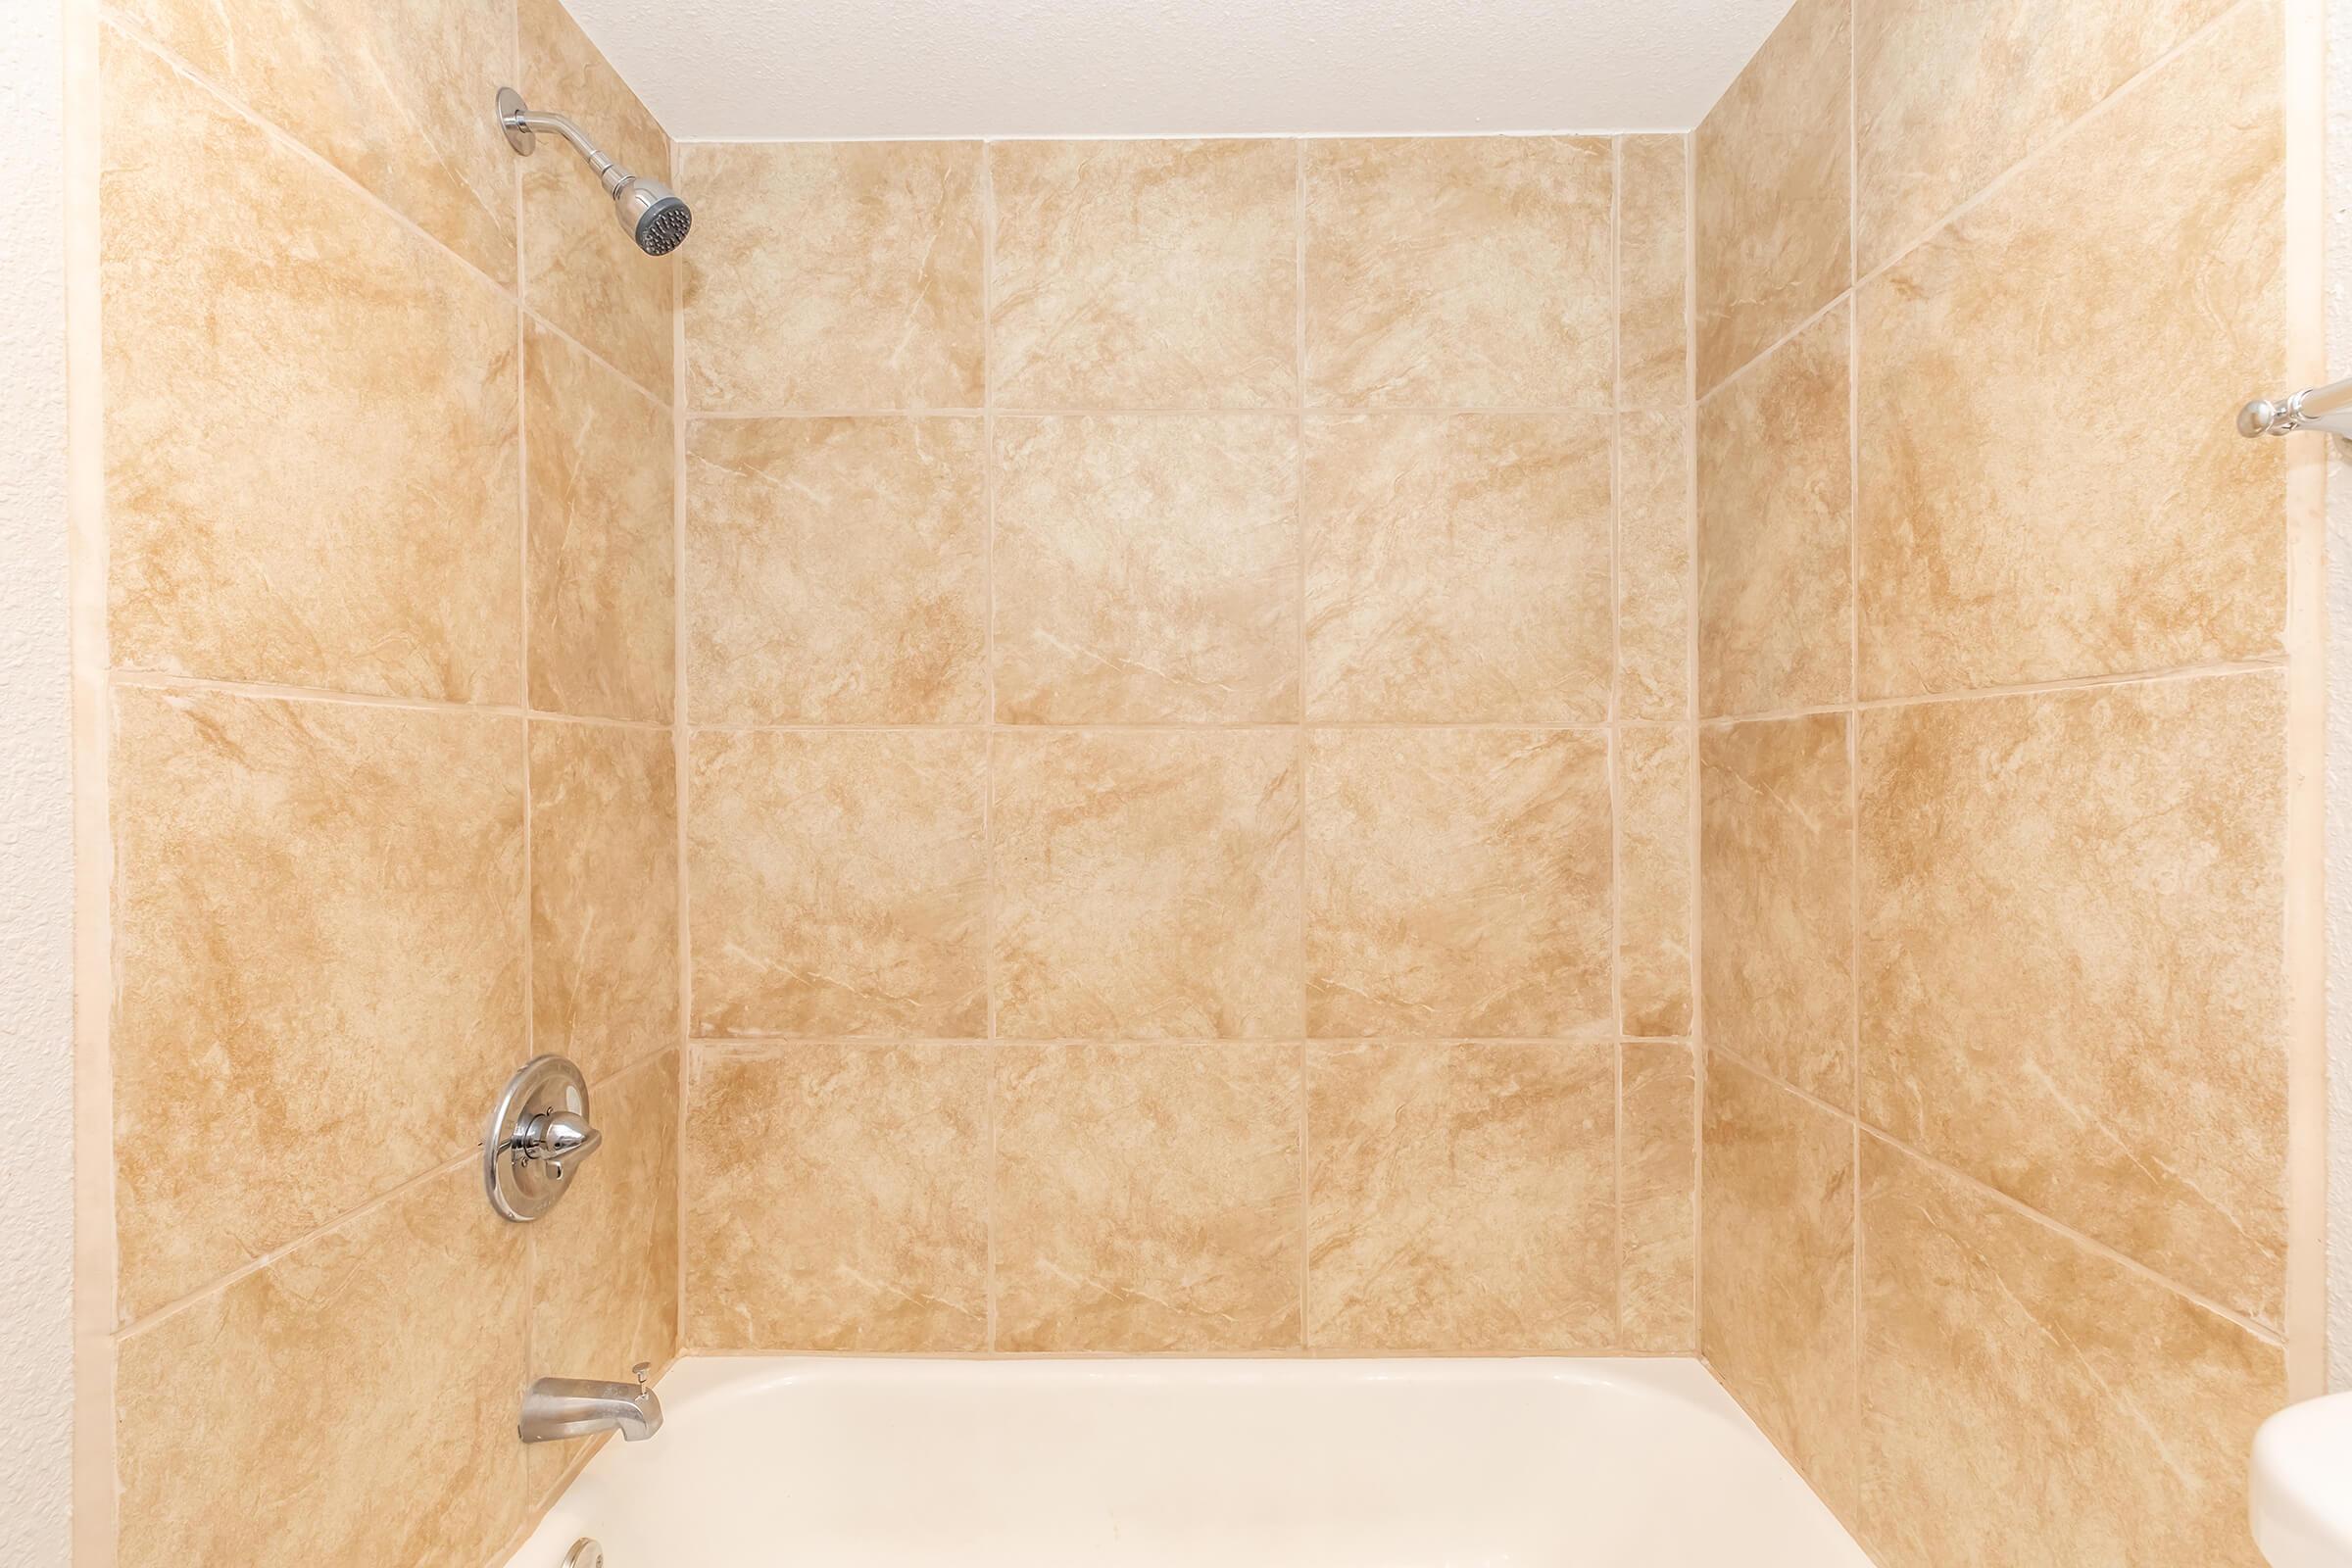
[483,1054,591,1221]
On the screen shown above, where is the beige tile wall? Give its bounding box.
[89,0,682,1561]
[675,133,1700,1355]
[1692,0,2303,1560]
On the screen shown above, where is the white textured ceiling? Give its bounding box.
[562,0,1797,142]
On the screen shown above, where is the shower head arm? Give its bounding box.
[501,101,629,194]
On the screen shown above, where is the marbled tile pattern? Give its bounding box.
[526,321,675,723]
[529,720,679,1084]
[993,416,1299,724]
[1620,1042,1697,1352]
[689,730,987,1038]
[1855,2,2285,698]
[1305,729,1612,1040]
[103,31,520,704]
[1617,411,1693,722]
[1854,0,2233,270]
[1700,714,1853,1106]
[686,417,987,724]
[1858,675,2287,1323]
[1692,0,1850,391]
[1697,304,1852,719]
[1701,1055,1857,1521]
[996,1042,1302,1350]
[1618,726,1693,1039]
[992,139,1298,409]
[1618,134,1690,409]
[526,1053,679,1498]
[992,731,1303,1040]
[115,1166,527,1568]
[669,126,1707,1365]
[1304,137,1615,408]
[1304,415,1613,723]
[111,0,516,279]
[1308,1042,1616,1350]
[681,141,985,411]
[1859,1139,2281,1568]
[518,0,673,397]
[111,688,523,1322]
[684,1045,989,1350]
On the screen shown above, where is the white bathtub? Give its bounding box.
[509,1356,1869,1566]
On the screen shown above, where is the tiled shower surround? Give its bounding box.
[672,130,1700,1359]
[74,0,2316,1563]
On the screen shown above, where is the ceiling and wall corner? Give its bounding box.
[557,0,1800,141]
[0,0,75,1557]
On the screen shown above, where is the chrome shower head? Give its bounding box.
[497,87,692,257]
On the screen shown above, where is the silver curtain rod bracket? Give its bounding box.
[2239,375,2352,438]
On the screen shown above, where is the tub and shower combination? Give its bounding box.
[514,1357,1866,1565]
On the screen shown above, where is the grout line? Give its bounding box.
[114,1152,478,1344]
[684,1035,1623,1052]
[507,0,532,1532]
[108,669,674,729]
[1694,657,2290,726]
[686,404,1642,420]
[1844,3,1865,1455]
[1682,125,1704,1357]
[671,157,695,1357]
[1295,137,1313,1350]
[1608,134,1627,1352]
[686,718,1624,735]
[981,141,1002,1353]
[1701,1045,2287,1348]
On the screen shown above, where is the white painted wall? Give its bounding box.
[0,0,76,1553]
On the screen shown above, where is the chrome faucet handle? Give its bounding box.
[523,1108,603,1178]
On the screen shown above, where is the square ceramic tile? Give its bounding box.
[103,32,519,704]
[686,416,987,724]
[992,139,1298,409]
[116,1166,527,1568]
[995,1041,1302,1351]
[1854,0,2232,270]
[992,730,1303,1040]
[1304,137,1613,409]
[1857,675,2286,1323]
[681,140,984,411]
[689,730,987,1038]
[1305,415,1612,722]
[110,0,516,279]
[994,415,1299,723]
[1308,1042,1615,1350]
[111,688,523,1321]
[1305,729,1611,1039]
[1858,1137,2282,1567]
[1855,4,2284,699]
[684,1044,988,1349]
